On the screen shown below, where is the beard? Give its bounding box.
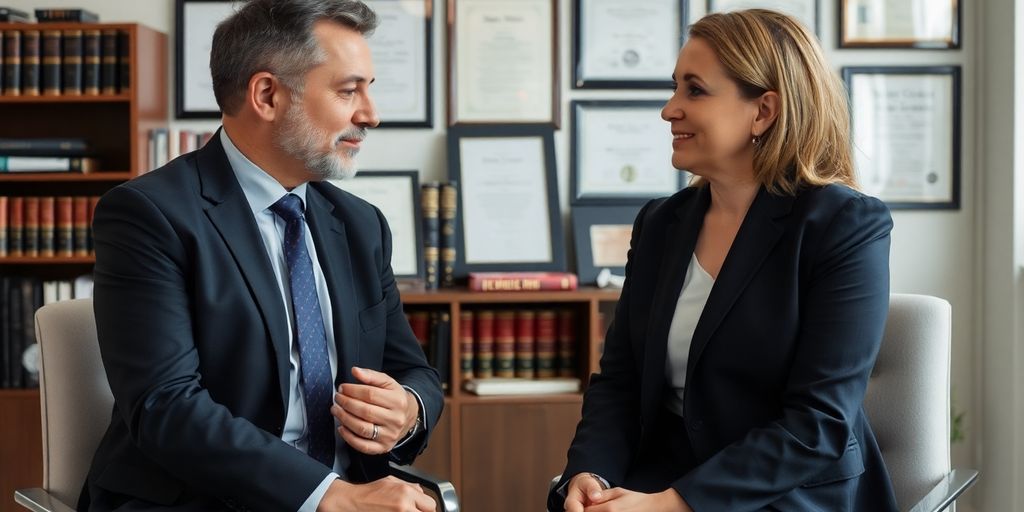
[275,101,365,181]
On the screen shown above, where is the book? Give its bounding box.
[408,310,430,353]
[468,272,579,292]
[421,183,440,289]
[8,277,23,387]
[557,309,577,377]
[514,310,535,379]
[429,311,451,389]
[0,138,88,156]
[118,30,129,92]
[55,196,72,256]
[459,311,473,381]
[474,310,494,378]
[0,277,9,387]
[0,196,6,257]
[88,196,99,253]
[62,29,83,95]
[39,196,54,257]
[0,7,30,22]
[23,196,39,257]
[3,29,20,95]
[494,310,515,378]
[82,29,100,95]
[73,274,93,298]
[100,29,117,94]
[536,310,557,378]
[35,8,99,22]
[8,196,22,257]
[72,196,88,256]
[463,377,581,396]
[41,30,61,95]
[439,182,457,288]
[0,30,4,90]
[21,30,40,96]
[0,156,98,172]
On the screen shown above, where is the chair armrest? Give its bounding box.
[14,488,76,512]
[908,468,980,512]
[389,462,460,512]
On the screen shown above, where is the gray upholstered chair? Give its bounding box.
[14,298,459,512]
[548,294,977,512]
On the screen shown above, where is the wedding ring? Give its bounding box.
[371,424,380,441]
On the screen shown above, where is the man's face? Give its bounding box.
[275,21,379,180]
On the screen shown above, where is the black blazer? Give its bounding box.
[83,133,443,511]
[552,184,899,511]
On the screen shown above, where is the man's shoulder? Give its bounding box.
[118,153,202,201]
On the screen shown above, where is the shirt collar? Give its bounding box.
[220,128,308,216]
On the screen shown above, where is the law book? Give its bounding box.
[39,196,54,257]
[35,9,99,22]
[41,29,61,95]
[21,29,39,96]
[535,310,558,378]
[420,182,440,289]
[55,196,72,257]
[99,29,116,94]
[464,377,581,396]
[117,30,129,92]
[0,196,7,257]
[408,310,430,355]
[8,196,22,257]
[61,29,82,95]
[474,310,494,379]
[0,156,99,172]
[0,30,4,91]
[429,311,451,389]
[82,29,100,95]
[3,29,20,95]
[0,138,88,156]
[459,311,473,381]
[8,277,23,387]
[88,195,99,254]
[72,196,88,256]
[0,277,9,387]
[439,182,457,288]
[494,310,515,378]
[0,7,30,22]
[22,196,39,257]
[557,309,577,377]
[468,272,579,292]
[514,310,536,379]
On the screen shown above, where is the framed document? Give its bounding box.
[572,205,641,285]
[175,0,236,119]
[573,0,687,89]
[840,0,959,48]
[447,125,566,276]
[571,100,686,205]
[844,66,961,209]
[328,171,425,279]
[707,0,818,36]
[364,0,433,127]
[447,0,559,126]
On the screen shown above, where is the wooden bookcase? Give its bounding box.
[402,286,619,512]
[0,22,167,510]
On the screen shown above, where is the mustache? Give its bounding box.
[334,128,367,145]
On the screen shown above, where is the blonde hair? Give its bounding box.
[688,9,856,194]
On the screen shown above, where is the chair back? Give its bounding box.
[864,294,952,510]
[34,298,112,507]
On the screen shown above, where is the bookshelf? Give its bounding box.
[0,22,167,510]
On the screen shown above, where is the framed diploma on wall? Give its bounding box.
[573,0,687,89]
[363,0,433,127]
[707,0,818,36]
[329,171,425,279]
[840,0,960,48]
[175,0,236,119]
[844,66,961,209]
[447,0,559,126]
[570,100,686,205]
[447,125,566,276]
[572,205,641,285]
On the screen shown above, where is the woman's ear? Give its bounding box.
[752,91,781,137]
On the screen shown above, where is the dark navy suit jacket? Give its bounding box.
[551,183,899,511]
[83,133,443,511]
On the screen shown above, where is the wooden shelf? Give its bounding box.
[0,388,39,398]
[0,94,131,104]
[457,393,584,404]
[0,256,94,264]
[0,172,132,182]
[401,286,621,304]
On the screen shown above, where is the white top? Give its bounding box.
[665,253,715,418]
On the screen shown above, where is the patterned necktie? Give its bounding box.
[270,193,335,467]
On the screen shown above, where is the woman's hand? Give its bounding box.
[582,487,692,512]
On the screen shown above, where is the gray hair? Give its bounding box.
[210,0,378,115]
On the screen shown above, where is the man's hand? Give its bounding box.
[332,367,419,454]
[582,487,691,512]
[317,477,435,512]
[564,473,609,512]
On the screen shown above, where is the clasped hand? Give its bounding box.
[564,473,692,512]
[331,366,419,455]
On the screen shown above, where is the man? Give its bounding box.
[82,1,442,510]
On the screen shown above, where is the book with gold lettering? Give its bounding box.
[468,272,578,292]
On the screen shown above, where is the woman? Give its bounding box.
[551,9,899,512]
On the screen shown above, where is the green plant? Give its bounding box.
[951,391,966,444]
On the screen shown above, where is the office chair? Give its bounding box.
[14,298,458,512]
[548,294,977,512]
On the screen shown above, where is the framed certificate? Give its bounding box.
[840,0,960,48]
[364,0,433,127]
[707,0,818,36]
[447,0,559,126]
[573,0,687,89]
[571,100,686,205]
[328,171,425,279]
[175,0,236,119]
[447,125,566,276]
[844,66,961,209]
[572,205,641,285]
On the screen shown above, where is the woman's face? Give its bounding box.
[661,37,761,179]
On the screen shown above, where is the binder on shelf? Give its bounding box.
[463,377,581,396]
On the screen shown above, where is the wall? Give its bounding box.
[6,0,996,509]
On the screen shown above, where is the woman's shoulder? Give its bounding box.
[793,183,890,219]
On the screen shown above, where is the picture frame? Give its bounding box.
[843,66,961,209]
[447,0,560,126]
[707,0,819,36]
[447,125,566,277]
[572,205,642,285]
[573,0,687,89]
[175,0,236,119]
[363,0,433,128]
[839,0,960,49]
[328,170,425,279]
[570,100,686,205]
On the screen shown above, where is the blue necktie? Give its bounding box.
[270,193,335,467]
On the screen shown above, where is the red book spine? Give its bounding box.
[408,310,430,353]
[468,272,578,292]
[535,310,558,378]
[56,196,73,257]
[39,196,55,257]
[459,311,474,381]
[73,196,89,256]
[474,310,494,379]
[8,196,24,256]
[23,197,39,257]
[0,196,7,257]
[557,309,577,378]
[514,310,536,379]
[494,311,516,378]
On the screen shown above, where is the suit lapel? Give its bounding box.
[197,132,292,410]
[305,186,359,385]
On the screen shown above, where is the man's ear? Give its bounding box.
[752,90,780,137]
[246,71,286,122]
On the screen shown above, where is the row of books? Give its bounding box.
[0,195,99,258]
[1,274,94,389]
[0,8,100,23]
[147,128,215,172]
[421,182,457,289]
[0,26,129,97]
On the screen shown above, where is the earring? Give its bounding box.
[751,135,761,146]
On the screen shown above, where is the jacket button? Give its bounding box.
[690,420,703,431]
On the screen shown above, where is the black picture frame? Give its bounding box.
[570,100,686,205]
[329,170,425,279]
[843,66,961,210]
[447,125,566,277]
[572,0,688,89]
[175,0,235,119]
[363,0,433,128]
[839,0,960,49]
[572,205,642,285]
[707,0,820,37]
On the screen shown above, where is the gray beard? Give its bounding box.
[276,103,364,181]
